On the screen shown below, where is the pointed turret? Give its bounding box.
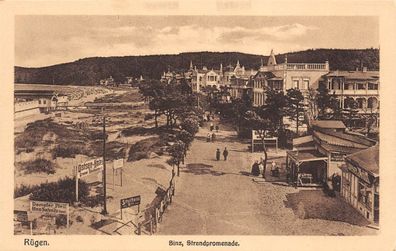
[220,63,223,72]
[267,49,277,66]
[260,58,264,67]
[190,60,193,70]
[236,60,240,67]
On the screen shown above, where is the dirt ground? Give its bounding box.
[156,117,377,236]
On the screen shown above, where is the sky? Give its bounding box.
[15,16,379,67]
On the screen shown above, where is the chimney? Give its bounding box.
[363,67,367,72]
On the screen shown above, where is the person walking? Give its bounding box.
[207,133,211,142]
[216,148,221,161]
[211,132,216,142]
[210,122,214,131]
[223,147,228,161]
[215,125,219,132]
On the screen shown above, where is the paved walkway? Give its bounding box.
[157,120,376,235]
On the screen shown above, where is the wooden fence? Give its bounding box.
[137,174,175,235]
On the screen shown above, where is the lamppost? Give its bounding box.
[102,108,108,215]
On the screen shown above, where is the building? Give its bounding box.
[188,60,256,94]
[288,120,376,187]
[99,76,115,86]
[341,145,379,223]
[14,89,69,118]
[253,49,330,107]
[321,69,380,128]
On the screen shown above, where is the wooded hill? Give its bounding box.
[15,48,379,85]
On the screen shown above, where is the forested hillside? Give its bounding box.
[15,48,379,85]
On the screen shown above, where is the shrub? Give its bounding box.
[52,144,87,158]
[81,194,104,208]
[75,215,84,223]
[127,136,165,161]
[22,158,56,174]
[30,176,89,204]
[14,184,38,198]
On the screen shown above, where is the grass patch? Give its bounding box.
[127,136,167,162]
[14,183,39,198]
[93,91,143,103]
[19,158,56,175]
[30,176,89,204]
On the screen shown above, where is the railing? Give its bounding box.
[260,62,328,72]
[137,175,175,235]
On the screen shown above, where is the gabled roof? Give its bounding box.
[345,145,379,175]
[324,70,379,80]
[314,127,376,147]
[253,71,276,79]
[311,120,346,129]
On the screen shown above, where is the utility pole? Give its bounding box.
[102,108,108,215]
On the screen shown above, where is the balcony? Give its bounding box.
[331,89,379,96]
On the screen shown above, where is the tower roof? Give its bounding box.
[267,49,277,66]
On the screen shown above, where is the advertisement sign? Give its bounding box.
[120,195,141,209]
[30,200,69,215]
[113,159,123,170]
[331,152,345,162]
[76,158,103,178]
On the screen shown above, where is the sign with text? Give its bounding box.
[30,200,69,215]
[331,152,345,162]
[76,158,103,178]
[120,195,141,209]
[113,159,124,170]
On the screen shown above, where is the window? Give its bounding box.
[368,83,378,90]
[43,100,47,104]
[38,100,41,104]
[302,80,309,89]
[293,80,299,89]
[357,83,366,90]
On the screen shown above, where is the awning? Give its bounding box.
[287,150,328,165]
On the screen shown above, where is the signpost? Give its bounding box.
[74,157,104,202]
[113,159,124,190]
[120,195,141,220]
[30,200,70,230]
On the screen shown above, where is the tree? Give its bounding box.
[167,140,186,176]
[343,97,359,128]
[231,97,250,133]
[244,110,274,178]
[315,84,342,120]
[261,89,287,132]
[285,88,305,134]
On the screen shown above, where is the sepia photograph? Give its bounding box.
[11,14,382,237]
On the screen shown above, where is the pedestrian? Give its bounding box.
[251,161,260,176]
[216,148,221,161]
[215,125,219,132]
[207,114,211,121]
[207,133,211,142]
[211,132,216,142]
[223,147,228,161]
[210,122,214,131]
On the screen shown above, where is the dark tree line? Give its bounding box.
[15,49,379,85]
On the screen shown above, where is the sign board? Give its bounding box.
[120,195,141,209]
[75,158,103,178]
[113,159,123,170]
[30,200,69,215]
[331,152,345,162]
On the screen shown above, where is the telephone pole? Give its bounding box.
[102,109,108,215]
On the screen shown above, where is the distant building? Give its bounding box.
[253,49,330,107]
[99,76,115,86]
[341,144,379,223]
[188,60,256,94]
[320,68,379,128]
[288,120,377,187]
